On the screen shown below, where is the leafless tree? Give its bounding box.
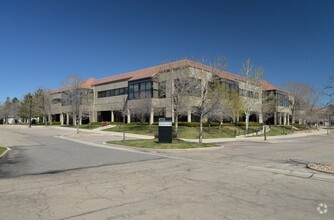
[1,97,11,124]
[128,96,152,129]
[304,87,323,124]
[33,88,53,126]
[207,82,234,131]
[284,82,321,125]
[325,76,334,103]
[261,91,276,124]
[64,75,90,134]
[18,94,31,124]
[189,57,228,144]
[239,59,264,131]
[168,65,194,135]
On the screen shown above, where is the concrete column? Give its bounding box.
[73,113,77,126]
[274,112,277,125]
[111,111,114,122]
[287,114,290,126]
[127,109,131,123]
[279,112,282,125]
[165,108,173,122]
[92,111,97,123]
[258,113,263,124]
[187,110,192,123]
[149,108,154,125]
[283,113,287,125]
[48,114,52,125]
[60,113,64,125]
[66,112,70,125]
[172,108,175,123]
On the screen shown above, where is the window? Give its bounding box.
[146,81,151,90]
[97,87,128,98]
[128,80,153,100]
[158,81,166,98]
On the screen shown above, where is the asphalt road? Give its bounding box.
[0,126,160,178]
[1,126,334,219]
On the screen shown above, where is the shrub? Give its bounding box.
[235,122,263,127]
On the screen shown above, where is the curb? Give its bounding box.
[0,147,10,159]
[306,164,334,175]
[102,141,224,151]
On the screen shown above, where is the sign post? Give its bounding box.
[158,117,172,143]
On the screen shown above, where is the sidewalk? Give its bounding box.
[180,129,329,143]
[51,125,154,139]
[51,126,329,144]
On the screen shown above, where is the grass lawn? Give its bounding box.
[104,124,262,139]
[0,146,7,155]
[107,138,215,149]
[61,124,102,129]
[266,126,294,136]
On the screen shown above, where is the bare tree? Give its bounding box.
[64,75,90,134]
[325,76,334,103]
[207,82,235,131]
[239,59,264,131]
[128,96,152,129]
[261,90,276,124]
[2,97,11,124]
[80,89,94,128]
[304,87,323,125]
[33,89,53,126]
[166,65,194,136]
[284,82,319,125]
[18,94,31,124]
[10,97,20,123]
[188,58,228,144]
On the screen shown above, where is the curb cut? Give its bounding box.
[0,147,10,159]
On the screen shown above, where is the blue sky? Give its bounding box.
[0,0,333,103]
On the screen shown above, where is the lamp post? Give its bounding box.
[29,93,32,128]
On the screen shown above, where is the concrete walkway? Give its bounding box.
[51,125,329,144]
[180,129,329,143]
[51,125,155,139]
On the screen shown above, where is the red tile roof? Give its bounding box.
[259,79,285,92]
[92,59,244,86]
[50,78,95,94]
[51,60,286,95]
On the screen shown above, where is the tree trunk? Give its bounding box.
[76,117,79,134]
[175,114,178,137]
[219,120,222,132]
[199,116,203,144]
[123,115,126,141]
[291,111,295,127]
[245,113,250,131]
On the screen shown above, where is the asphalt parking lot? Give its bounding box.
[0,126,333,219]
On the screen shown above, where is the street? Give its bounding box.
[0,126,159,178]
[0,125,333,219]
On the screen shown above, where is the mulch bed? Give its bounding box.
[307,163,334,174]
